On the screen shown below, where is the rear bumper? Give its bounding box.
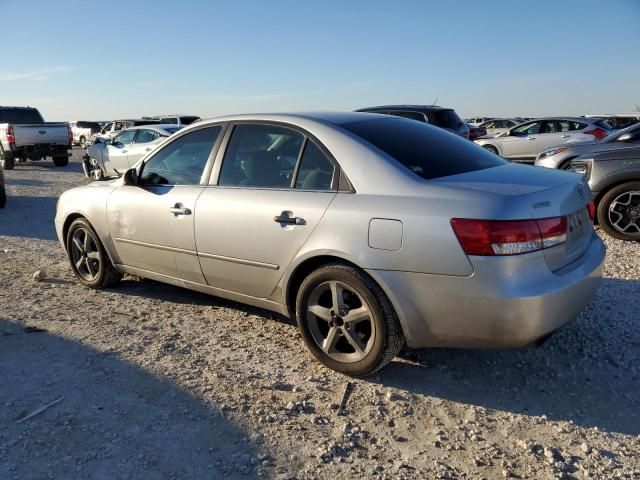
[370,233,605,348]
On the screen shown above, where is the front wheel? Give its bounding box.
[295,263,404,376]
[597,181,640,241]
[66,218,122,288]
[0,185,6,209]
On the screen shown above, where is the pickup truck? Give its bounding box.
[570,145,640,241]
[0,106,72,170]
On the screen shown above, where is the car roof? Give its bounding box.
[124,124,181,132]
[356,105,451,112]
[198,111,393,127]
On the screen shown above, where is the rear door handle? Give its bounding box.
[169,204,192,215]
[274,214,305,225]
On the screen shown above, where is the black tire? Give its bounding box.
[597,181,640,242]
[53,156,69,167]
[483,145,499,155]
[0,148,15,170]
[66,218,122,288]
[0,185,6,209]
[558,157,577,170]
[295,263,404,376]
[79,136,87,149]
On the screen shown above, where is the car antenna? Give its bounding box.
[432,97,438,106]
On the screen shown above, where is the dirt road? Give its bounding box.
[1,151,639,479]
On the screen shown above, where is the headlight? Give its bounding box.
[569,161,590,177]
[538,146,567,159]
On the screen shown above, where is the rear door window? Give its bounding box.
[218,124,304,188]
[341,117,506,180]
[294,141,335,190]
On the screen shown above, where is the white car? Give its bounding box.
[474,117,613,163]
[464,116,493,126]
[477,118,522,137]
[83,124,182,179]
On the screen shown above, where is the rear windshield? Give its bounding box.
[341,117,506,180]
[160,117,178,124]
[133,120,160,126]
[433,109,464,129]
[0,108,44,124]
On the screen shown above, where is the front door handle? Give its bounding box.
[145,147,152,151]
[169,204,192,215]
[274,213,305,225]
[527,137,536,141]
[561,134,570,138]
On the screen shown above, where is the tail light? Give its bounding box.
[587,200,596,220]
[451,217,567,256]
[583,128,608,140]
[67,125,73,145]
[6,125,15,145]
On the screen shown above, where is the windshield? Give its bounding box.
[341,117,506,180]
[0,108,44,124]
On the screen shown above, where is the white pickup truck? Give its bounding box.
[0,106,72,170]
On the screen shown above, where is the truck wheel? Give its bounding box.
[0,185,6,209]
[597,181,640,241]
[79,137,87,149]
[0,149,15,170]
[53,156,69,167]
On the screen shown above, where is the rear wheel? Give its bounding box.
[295,263,404,376]
[66,218,122,288]
[0,184,6,209]
[0,148,14,170]
[597,181,640,241]
[79,136,87,149]
[482,145,499,155]
[53,156,69,167]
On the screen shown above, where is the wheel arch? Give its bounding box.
[61,213,120,266]
[281,252,410,342]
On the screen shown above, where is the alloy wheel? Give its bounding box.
[70,227,102,282]
[306,280,376,363]
[609,191,640,235]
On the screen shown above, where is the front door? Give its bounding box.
[502,120,542,159]
[195,123,338,298]
[107,125,223,282]
[126,128,163,167]
[103,129,136,175]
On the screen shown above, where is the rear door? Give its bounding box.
[107,125,223,282]
[194,122,338,298]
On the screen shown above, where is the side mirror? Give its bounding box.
[122,168,138,186]
[617,133,633,142]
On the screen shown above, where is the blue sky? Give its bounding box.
[2,0,639,121]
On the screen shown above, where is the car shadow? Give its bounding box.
[0,318,264,479]
[370,277,640,436]
[13,159,85,174]
[0,195,58,241]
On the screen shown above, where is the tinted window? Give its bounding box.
[433,109,463,129]
[219,124,304,188]
[160,117,178,124]
[0,108,44,124]
[139,126,221,185]
[134,129,160,143]
[386,111,427,123]
[113,130,136,145]
[179,116,200,125]
[341,117,506,181]
[295,141,335,190]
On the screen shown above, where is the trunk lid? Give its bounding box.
[433,163,593,271]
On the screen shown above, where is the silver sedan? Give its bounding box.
[55,112,605,376]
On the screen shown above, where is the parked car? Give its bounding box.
[583,113,640,131]
[55,112,604,376]
[0,106,71,169]
[477,118,522,137]
[466,124,487,141]
[152,114,201,126]
[84,124,183,180]
[474,117,613,163]
[70,121,102,149]
[535,122,640,170]
[0,165,5,208]
[569,146,640,241]
[357,105,470,139]
[464,117,494,126]
[89,119,161,144]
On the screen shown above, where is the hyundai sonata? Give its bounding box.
[56,112,605,376]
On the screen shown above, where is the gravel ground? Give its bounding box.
[1,151,639,480]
